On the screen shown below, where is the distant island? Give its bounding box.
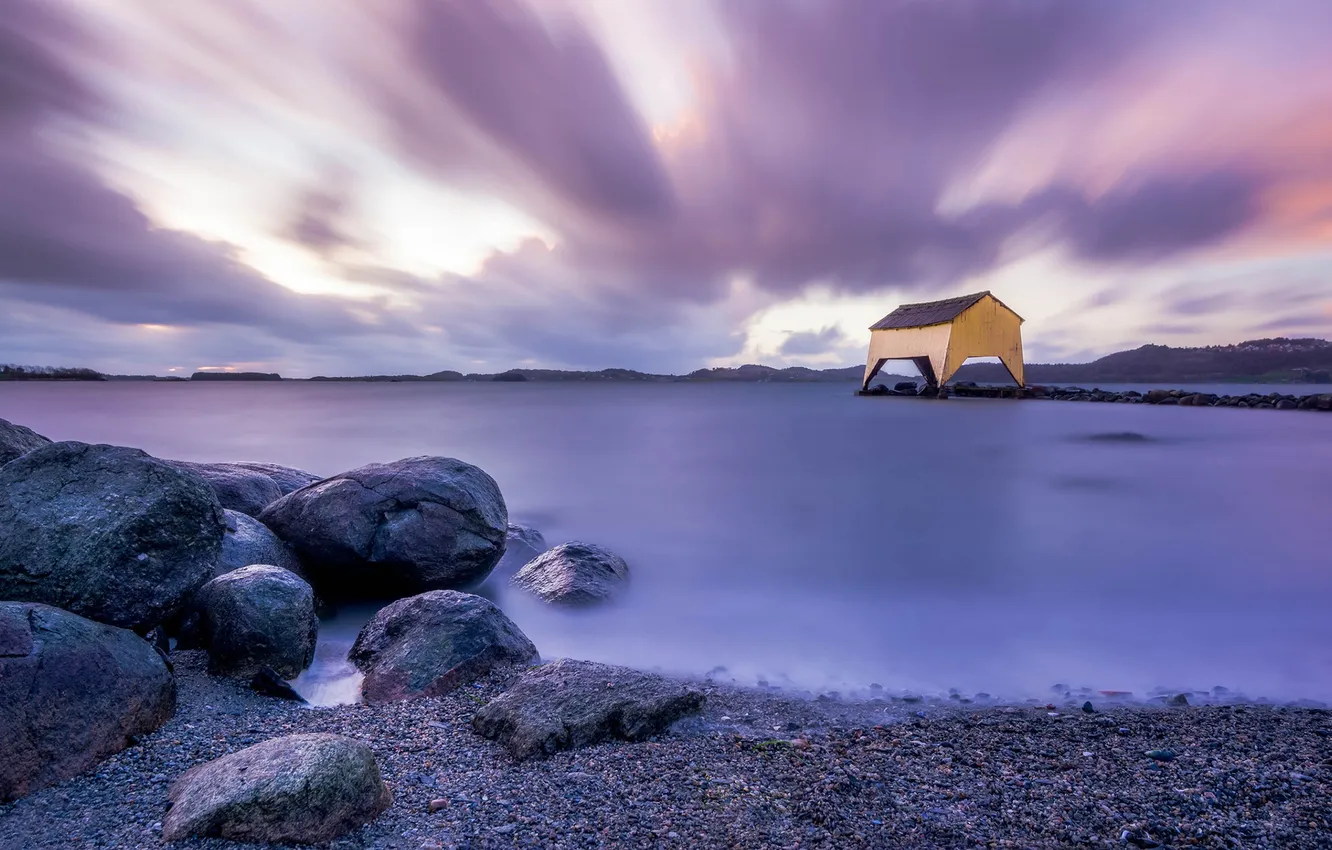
[0,365,106,382]
[189,372,283,382]
[4,337,1330,385]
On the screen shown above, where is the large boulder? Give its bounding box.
[511,542,630,605]
[225,462,321,495]
[169,461,284,517]
[472,659,705,761]
[349,590,537,703]
[220,510,303,577]
[0,442,226,631]
[162,734,391,843]
[197,565,318,679]
[0,417,51,467]
[0,602,176,801]
[258,456,509,599]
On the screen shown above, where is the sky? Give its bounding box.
[2,0,1331,377]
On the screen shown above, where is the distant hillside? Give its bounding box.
[190,371,282,381]
[684,365,864,382]
[307,365,866,383]
[19,337,1330,385]
[954,338,1332,385]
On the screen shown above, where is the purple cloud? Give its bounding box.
[1165,291,1239,317]
[1,0,1330,374]
[0,1,397,343]
[380,0,1269,310]
[1063,171,1262,263]
[283,177,360,256]
[393,0,673,222]
[780,327,847,357]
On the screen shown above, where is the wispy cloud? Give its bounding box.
[1,0,1330,374]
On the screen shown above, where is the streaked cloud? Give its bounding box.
[1,0,1330,375]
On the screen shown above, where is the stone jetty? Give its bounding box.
[862,381,1332,410]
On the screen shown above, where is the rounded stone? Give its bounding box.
[0,442,226,631]
[162,733,391,843]
[220,510,303,577]
[258,456,508,599]
[0,602,176,801]
[198,565,318,680]
[511,541,630,605]
[168,461,285,517]
[349,590,537,703]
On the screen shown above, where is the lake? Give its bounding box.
[2,381,1330,704]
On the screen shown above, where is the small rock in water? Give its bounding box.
[1145,748,1177,762]
[1083,432,1153,443]
[1168,693,1189,706]
[1081,701,1095,714]
[511,542,630,606]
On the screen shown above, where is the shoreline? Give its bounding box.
[3,652,1328,849]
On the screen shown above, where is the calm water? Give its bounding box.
[3,381,1330,703]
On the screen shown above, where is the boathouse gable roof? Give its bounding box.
[869,291,1022,330]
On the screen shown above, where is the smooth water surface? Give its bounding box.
[3,381,1330,702]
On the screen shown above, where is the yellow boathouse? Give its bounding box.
[861,291,1024,392]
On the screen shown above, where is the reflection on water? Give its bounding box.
[4,381,1330,703]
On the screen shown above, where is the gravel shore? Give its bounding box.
[2,653,1328,850]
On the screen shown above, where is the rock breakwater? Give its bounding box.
[863,382,1332,410]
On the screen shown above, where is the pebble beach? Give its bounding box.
[3,652,1328,850]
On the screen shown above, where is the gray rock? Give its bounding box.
[0,602,175,801]
[0,417,51,467]
[162,733,391,843]
[170,511,305,650]
[168,461,284,517]
[511,541,630,605]
[224,461,321,495]
[198,565,317,679]
[258,456,508,599]
[1083,431,1153,443]
[220,510,302,577]
[472,658,705,761]
[349,590,537,703]
[0,442,226,631]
